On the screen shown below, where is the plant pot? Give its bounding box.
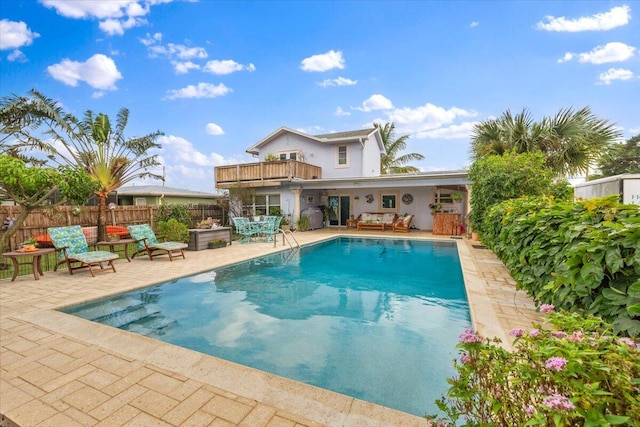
[281,225,290,232]
[471,232,480,241]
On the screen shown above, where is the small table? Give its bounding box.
[96,239,135,262]
[2,248,55,281]
[346,219,358,229]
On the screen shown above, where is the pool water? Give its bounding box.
[62,237,470,416]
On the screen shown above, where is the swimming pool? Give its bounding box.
[62,237,470,416]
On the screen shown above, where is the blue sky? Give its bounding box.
[1,1,638,193]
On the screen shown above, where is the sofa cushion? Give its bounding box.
[382,213,396,224]
[361,213,372,222]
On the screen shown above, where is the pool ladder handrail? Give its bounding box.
[275,228,300,250]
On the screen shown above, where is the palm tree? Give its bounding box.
[2,90,164,241]
[374,122,425,174]
[470,107,620,178]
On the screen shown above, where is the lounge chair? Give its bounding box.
[392,215,414,233]
[127,224,187,261]
[48,225,119,276]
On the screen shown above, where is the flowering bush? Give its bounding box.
[429,202,442,213]
[428,309,640,426]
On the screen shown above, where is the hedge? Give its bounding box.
[482,195,640,337]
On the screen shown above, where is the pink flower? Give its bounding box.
[460,353,471,364]
[524,405,536,416]
[509,328,525,337]
[551,331,567,339]
[568,331,583,342]
[459,328,483,344]
[545,356,568,371]
[540,304,555,313]
[529,329,541,337]
[617,337,639,349]
[542,394,575,411]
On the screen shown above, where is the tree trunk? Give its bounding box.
[97,195,107,241]
[0,207,31,255]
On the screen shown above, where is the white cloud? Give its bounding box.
[353,94,393,112]
[140,32,162,46]
[579,42,635,64]
[92,91,105,99]
[557,52,574,63]
[469,21,479,28]
[41,0,154,35]
[300,49,345,72]
[413,121,478,140]
[598,68,635,85]
[335,107,351,116]
[203,60,256,75]
[205,123,225,135]
[166,82,232,100]
[318,77,357,87]
[537,5,631,32]
[173,61,200,74]
[99,16,147,36]
[47,54,122,90]
[0,19,40,50]
[7,50,27,62]
[149,42,208,60]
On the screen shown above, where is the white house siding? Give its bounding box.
[361,134,382,177]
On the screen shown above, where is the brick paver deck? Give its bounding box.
[1,230,542,426]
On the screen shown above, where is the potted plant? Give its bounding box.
[280,216,290,231]
[208,239,227,249]
[296,214,311,232]
[451,192,463,202]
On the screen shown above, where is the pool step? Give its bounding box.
[64,296,144,321]
[95,305,162,329]
[124,315,178,336]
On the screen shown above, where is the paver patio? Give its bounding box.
[1,229,542,426]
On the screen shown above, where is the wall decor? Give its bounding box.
[365,193,374,203]
[402,193,413,205]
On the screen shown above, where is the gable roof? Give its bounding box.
[246,126,383,155]
[116,185,218,198]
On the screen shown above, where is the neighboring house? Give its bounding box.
[115,185,222,206]
[215,127,471,231]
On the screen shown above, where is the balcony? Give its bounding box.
[215,160,322,189]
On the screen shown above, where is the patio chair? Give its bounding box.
[48,225,119,276]
[232,217,260,243]
[259,216,282,242]
[392,215,414,233]
[127,224,187,261]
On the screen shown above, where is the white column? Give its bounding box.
[291,188,302,227]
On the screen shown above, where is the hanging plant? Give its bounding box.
[71,207,81,216]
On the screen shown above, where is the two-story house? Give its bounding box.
[214,126,471,231]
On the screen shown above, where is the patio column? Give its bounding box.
[291,188,302,226]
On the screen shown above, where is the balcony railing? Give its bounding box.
[215,160,322,188]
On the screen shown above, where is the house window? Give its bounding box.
[379,193,398,211]
[134,198,146,206]
[278,151,299,161]
[336,145,348,167]
[434,189,454,205]
[248,194,281,216]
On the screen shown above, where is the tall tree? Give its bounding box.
[374,122,425,174]
[470,107,620,178]
[0,155,96,254]
[1,90,164,241]
[594,134,640,178]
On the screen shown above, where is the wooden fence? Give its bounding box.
[0,204,228,252]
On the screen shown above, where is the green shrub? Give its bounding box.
[468,151,555,233]
[483,195,640,336]
[429,309,640,426]
[155,204,192,226]
[156,219,189,243]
